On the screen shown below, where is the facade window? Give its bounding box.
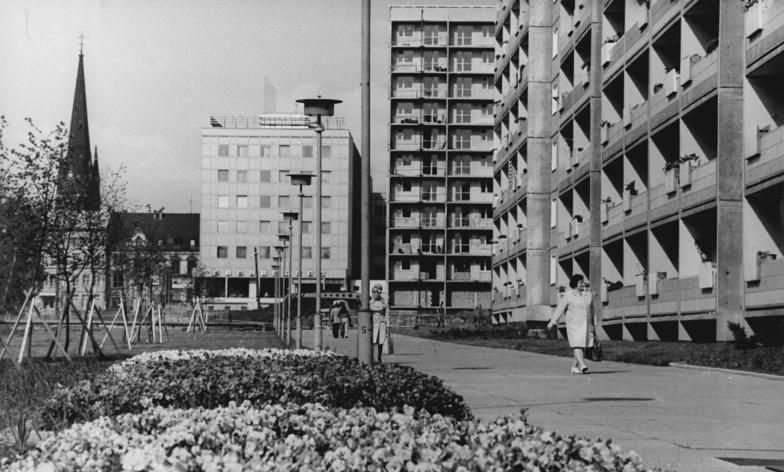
[455,52,472,72]
[302,221,312,234]
[321,196,331,209]
[482,51,493,64]
[237,145,249,157]
[482,25,493,37]
[112,271,123,288]
[455,26,472,46]
[402,181,412,192]
[236,221,247,233]
[401,24,414,37]
[260,170,271,182]
[218,195,229,208]
[480,181,492,193]
[454,156,471,175]
[479,259,490,271]
[217,221,229,233]
[321,222,331,234]
[279,145,290,157]
[259,220,271,233]
[454,131,471,149]
[260,145,271,157]
[321,247,331,259]
[322,145,332,159]
[259,246,271,258]
[303,196,313,208]
[455,78,472,97]
[218,144,229,156]
[279,195,290,208]
[237,170,247,183]
[455,104,471,123]
[217,246,228,258]
[278,221,289,234]
[302,145,313,158]
[236,195,248,208]
[236,246,247,258]
[217,169,229,182]
[482,104,492,116]
[82,274,90,288]
[260,196,271,208]
[303,246,313,259]
[402,259,411,270]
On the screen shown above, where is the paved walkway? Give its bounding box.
[301,328,784,472]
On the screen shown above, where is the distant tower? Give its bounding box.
[263,76,277,113]
[59,38,100,210]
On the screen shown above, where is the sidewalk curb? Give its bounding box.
[668,362,784,381]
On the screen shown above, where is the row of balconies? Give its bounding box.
[391,88,495,100]
[391,268,491,282]
[392,114,493,126]
[391,61,494,74]
[390,216,493,229]
[391,140,492,152]
[391,242,492,256]
[392,36,495,49]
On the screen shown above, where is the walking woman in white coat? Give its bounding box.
[370,284,389,363]
[547,274,595,374]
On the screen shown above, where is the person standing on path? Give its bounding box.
[339,300,350,338]
[547,274,595,374]
[370,284,389,363]
[329,301,342,339]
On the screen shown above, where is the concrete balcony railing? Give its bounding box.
[746,258,784,308]
[391,270,420,281]
[470,243,492,255]
[391,217,419,228]
[391,88,448,99]
[391,165,446,177]
[391,62,449,73]
[747,124,784,187]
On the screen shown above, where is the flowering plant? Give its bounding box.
[3,402,660,472]
[41,348,471,428]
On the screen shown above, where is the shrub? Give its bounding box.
[727,321,754,350]
[40,348,471,428]
[3,402,659,472]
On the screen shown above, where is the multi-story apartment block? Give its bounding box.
[387,5,495,320]
[201,114,360,310]
[493,0,784,341]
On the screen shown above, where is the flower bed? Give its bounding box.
[3,402,655,472]
[41,349,471,428]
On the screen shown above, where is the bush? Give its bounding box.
[3,402,658,472]
[40,348,471,428]
[431,323,528,340]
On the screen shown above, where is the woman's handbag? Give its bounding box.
[383,330,394,355]
[589,339,603,362]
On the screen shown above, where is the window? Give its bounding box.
[303,196,313,208]
[482,51,493,64]
[482,104,492,116]
[455,52,472,72]
[321,196,331,209]
[322,145,332,159]
[260,145,271,157]
[236,246,247,258]
[303,246,313,259]
[402,181,412,192]
[303,145,313,158]
[481,78,492,90]
[278,221,289,234]
[482,25,493,37]
[112,271,124,288]
[321,247,331,259]
[278,170,289,182]
[402,259,411,270]
[218,144,229,156]
[237,145,249,157]
[321,222,331,234]
[260,170,271,182]
[454,156,471,175]
[259,246,270,258]
[455,26,472,46]
[236,195,248,208]
[302,221,312,233]
[259,220,271,233]
[455,78,472,98]
[279,195,290,208]
[217,169,229,182]
[479,259,490,271]
[217,246,228,258]
[236,221,247,233]
[82,274,90,288]
[279,145,290,157]
[454,104,471,123]
[260,196,271,208]
[217,221,229,233]
[481,181,492,193]
[218,195,229,208]
[236,170,247,183]
[401,24,414,37]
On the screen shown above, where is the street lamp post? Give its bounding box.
[281,210,299,347]
[287,173,313,349]
[274,247,286,340]
[277,232,292,346]
[296,96,341,352]
[271,259,280,338]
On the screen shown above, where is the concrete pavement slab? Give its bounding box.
[302,329,784,472]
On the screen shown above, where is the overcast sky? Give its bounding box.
[0,0,490,213]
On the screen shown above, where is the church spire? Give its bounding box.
[60,37,99,210]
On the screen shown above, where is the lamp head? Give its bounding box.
[281,210,299,222]
[288,172,314,187]
[278,233,290,243]
[296,97,342,117]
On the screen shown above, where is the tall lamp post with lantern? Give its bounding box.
[279,222,296,346]
[287,172,313,349]
[274,246,286,339]
[271,259,280,337]
[296,96,341,352]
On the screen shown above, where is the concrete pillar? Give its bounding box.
[715,0,745,341]
[526,0,554,322]
[589,0,604,326]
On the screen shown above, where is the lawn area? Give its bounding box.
[392,326,784,376]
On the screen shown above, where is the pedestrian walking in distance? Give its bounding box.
[547,274,595,374]
[339,300,350,338]
[370,284,389,363]
[329,301,342,339]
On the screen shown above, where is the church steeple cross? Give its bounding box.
[78,33,86,54]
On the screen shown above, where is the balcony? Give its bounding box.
[681,160,717,209]
[747,0,784,71]
[391,165,446,177]
[746,258,784,311]
[391,270,420,281]
[391,217,419,228]
[747,125,784,190]
[679,276,716,314]
[650,277,679,315]
[391,37,448,48]
[391,62,449,73]
[390,139,447,151]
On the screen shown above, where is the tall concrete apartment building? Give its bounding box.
[493,0,784,341]
[387,5,495,320]
[201,114,360,310]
